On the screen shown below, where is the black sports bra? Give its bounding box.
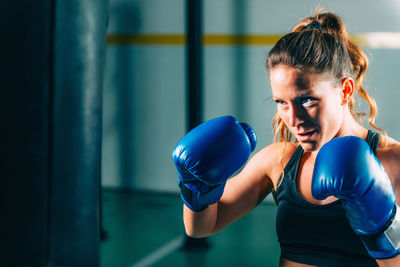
[273,131,380,267]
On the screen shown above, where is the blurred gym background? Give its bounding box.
[2,0,400,266]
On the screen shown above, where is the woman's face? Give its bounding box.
[270,64,345,152]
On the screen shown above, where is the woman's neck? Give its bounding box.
[335,108,368,139]
[308,109,368,160]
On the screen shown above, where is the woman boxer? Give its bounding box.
[173,11,400,267]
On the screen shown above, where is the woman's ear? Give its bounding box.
[341,77,355,105]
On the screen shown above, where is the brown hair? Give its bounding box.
[267,10,386,143]
[266,10,386,187]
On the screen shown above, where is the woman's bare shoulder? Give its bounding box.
[378,135,400,158]
[252,142,299,185]
[378,135,400,188]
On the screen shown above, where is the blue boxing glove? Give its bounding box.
[172,116,257,212]
[312,136,400,259]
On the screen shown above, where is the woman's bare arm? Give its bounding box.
[183,142,294,237]
[375,138,400,266]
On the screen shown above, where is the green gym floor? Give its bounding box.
[100,189,280,267]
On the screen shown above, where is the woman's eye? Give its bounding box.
[298,97,317,106]
[274,99,285,105]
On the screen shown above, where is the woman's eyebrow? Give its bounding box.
[294,92,314,98]
[272,92,315,100]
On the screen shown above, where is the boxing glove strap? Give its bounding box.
[359,205,400,258]
[179,181,225,212]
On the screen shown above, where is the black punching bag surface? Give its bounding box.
[49,0,108,265]
[0,0,108,266]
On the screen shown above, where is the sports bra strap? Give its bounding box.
[366,130,380,155]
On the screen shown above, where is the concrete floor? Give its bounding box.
[100,189,280,267]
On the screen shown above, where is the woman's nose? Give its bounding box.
[287,104,304,127]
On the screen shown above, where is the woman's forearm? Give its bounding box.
[183,203,219,238]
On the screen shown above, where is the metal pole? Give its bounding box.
[183,0,210,251]
[187,0,203,131]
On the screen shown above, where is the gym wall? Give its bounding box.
[102,0,400,192]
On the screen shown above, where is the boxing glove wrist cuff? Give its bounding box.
[360,205,400,259]
[179,182,225,212]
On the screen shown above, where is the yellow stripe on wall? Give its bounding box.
[203,34,282,45]
[106,33,400,48]
[107,34,186,45]
[106,34,282,46]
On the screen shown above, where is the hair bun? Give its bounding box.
[305,21,322,32]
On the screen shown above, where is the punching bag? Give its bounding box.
[0,0,108,266]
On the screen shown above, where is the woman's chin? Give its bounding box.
[299,140,318,152]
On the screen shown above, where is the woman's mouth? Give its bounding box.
[296,130,317,142]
